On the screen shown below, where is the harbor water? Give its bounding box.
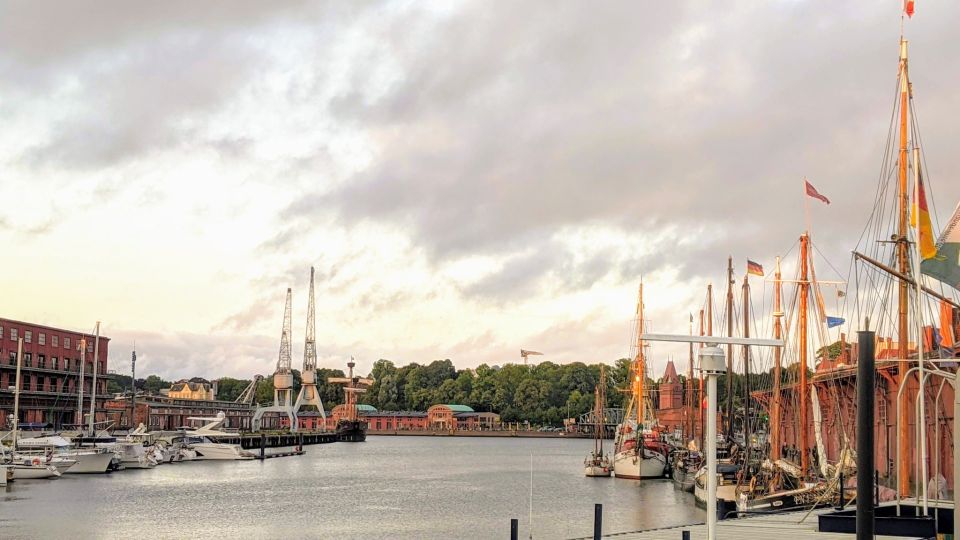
[0,436,700,539]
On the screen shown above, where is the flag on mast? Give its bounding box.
[911,169,937,260]
[904,0,915,18]
[746,260,764,277]
[804,179,830,205]
[921,200,960,289]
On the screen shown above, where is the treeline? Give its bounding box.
[359,358,639,425]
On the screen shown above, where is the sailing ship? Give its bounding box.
[613,282,668,479]
[584,365,612,477]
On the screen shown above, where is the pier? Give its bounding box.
[206,431,337,449]
[570,508,916,540]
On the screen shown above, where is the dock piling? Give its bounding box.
[510,518,518,540]
[593,503,602,540]
[260,433,266,460]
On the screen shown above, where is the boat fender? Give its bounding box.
[32,457,41,466]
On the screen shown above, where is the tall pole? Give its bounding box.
[912,146,929,513]
[688,314,695,441]
[856,329,876,540]
[12,338,23,449]
[742,275,751,465]
[799,233,811,478]
[88,321,100,434]
[707,283,713,337]
[77,338,86,427]
[636,283,646,425]
[699,308,705,449]
[896,37,912,497]
[701,346,725,540]
[131,347,137,428]
[771,257,784,461]
[726,257,734,440]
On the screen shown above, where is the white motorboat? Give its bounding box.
[18,435,114,474]
[0,465,10,485]
[111,442,157,469]
[10,458,61,479]
[612,445,668,479]
[182,413,255,461]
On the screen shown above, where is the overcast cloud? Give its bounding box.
[1,1,958,380]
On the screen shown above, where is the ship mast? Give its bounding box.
[635,282,646,424]
[726,257,734,441]
[799,233,811,478]
[595,365,607,455]
[770,257,784,461]
[896,36,912,498]
[698,307,705,448]
[688,314,695,442]
[742,274,752,465]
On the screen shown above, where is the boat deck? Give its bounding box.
[588,508,921,540]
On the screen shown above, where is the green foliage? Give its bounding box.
[143,375,171,394]
[215,377,249,401]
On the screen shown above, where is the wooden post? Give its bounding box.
[856,329,876,539]
[593,503,602,540]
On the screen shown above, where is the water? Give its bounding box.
[0,437,700,539]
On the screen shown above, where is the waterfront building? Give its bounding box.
[654,360,687,436]
[0,317,110,429]
[165,380,216,400]
[291,403,500,432]
[104,395,276,431]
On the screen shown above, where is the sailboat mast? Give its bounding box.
[688,314,694,441]
[799,233,811,478]
[771,257,784,462]
[726,257,734,440]
[742,274,752,464]
[896,37,912,498]
[595,365,606,455]
[636,282,646,424]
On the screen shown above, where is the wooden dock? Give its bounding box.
[258,449,306,459]
[575,508,921,540]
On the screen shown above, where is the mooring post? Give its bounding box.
[856,329,875,540]
[838,470,845,508]
[510,518,518,540]
[593,503,602,540]
[260,433,266,460]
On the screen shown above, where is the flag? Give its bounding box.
[837,289,846,298]
[805,179,830,205]
[904,0,915,18]
[922,201,960,289]
[910,169,937,260]
[827,316,845,329]
[747,260,764,277]
[941,300,956,349]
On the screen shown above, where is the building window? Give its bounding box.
[24,331,31,343]
[87,341,93,353]
[38,355,45,368]
[52,335,58,347]
[51,357,58,370]
[8,352,14,365]
[24,353,32,367]
[39,333,45,345]
[0,326,3,339]
[11,328,17,341]
[64,337,70,349]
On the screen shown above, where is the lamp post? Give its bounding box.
[640,333,783,540]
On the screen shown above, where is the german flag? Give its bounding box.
[747,260,764,277]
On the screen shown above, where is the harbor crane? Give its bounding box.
[294,267,326,425]
[252,288,298,431]
[520,349,542,366]
[235,375,263,405]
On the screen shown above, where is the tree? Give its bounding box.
[215,377,250,402]
[143,375,170,394]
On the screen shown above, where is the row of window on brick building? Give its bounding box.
[0,371,105,394]
[0,325,95,352]
[2,350,103,373]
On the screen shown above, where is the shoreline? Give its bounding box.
[367,430,591,438]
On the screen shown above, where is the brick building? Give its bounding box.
[291,403,500,432]
[0,318,110,429]
[104,395,263,431]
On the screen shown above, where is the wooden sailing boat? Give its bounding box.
[584,365,612,477]
[613,282,668,479]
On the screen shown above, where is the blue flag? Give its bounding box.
[827,316,845,328]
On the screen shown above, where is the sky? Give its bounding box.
[1,1,958,381]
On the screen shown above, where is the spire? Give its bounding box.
[303,267,317,372]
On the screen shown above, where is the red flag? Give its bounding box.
[904,0,915,18]
[805,179,830,205]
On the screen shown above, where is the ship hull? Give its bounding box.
[613,449,667,479]
[336,420,367,442]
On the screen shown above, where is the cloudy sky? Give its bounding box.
[1,1,958,380]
